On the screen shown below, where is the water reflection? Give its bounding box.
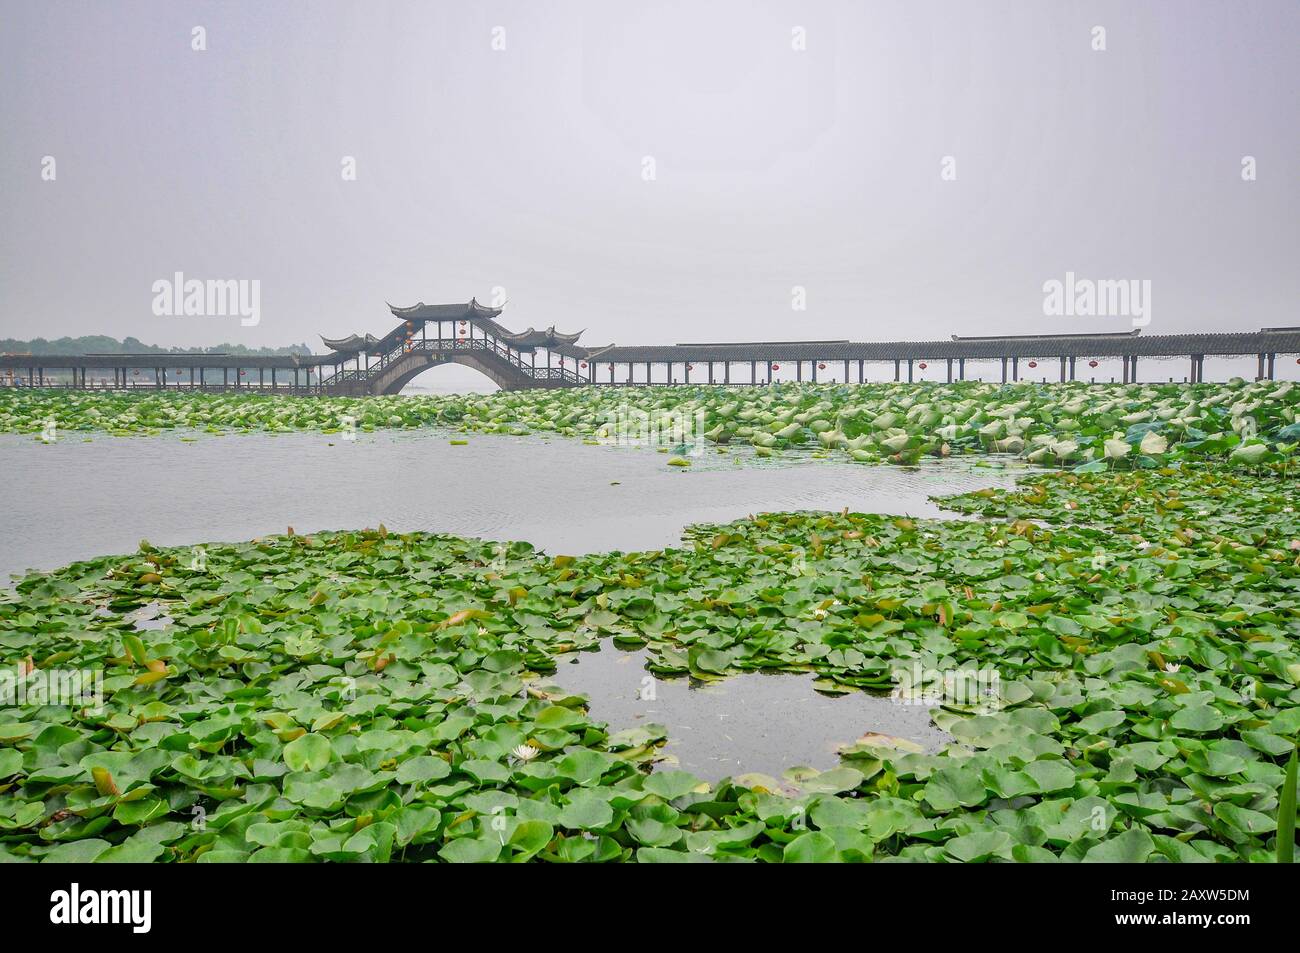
[0,431,1021,579]
[552,646,951,782]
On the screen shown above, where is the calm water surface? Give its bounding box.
[1,430,1022,578]
[553,647,951,782]
[4,429,1019,775]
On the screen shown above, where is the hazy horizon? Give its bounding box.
[2,0,1297,354]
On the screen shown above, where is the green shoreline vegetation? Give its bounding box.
[1,382,1297,862]
[3,379,1298,470]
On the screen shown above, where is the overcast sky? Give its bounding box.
[1,0,1296,352]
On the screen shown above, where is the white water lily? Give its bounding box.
[1164,662,1181,673]
[511,744,540,762]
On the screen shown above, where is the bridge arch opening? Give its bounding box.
[397,361,500,395]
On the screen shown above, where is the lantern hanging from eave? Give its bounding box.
[1089,360,1099,368]
[1028,360,1037,368]
[918,362,927,370]
[771,363,780,371]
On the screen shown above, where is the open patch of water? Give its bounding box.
[551,646,950,782]
[0,431,1022,579]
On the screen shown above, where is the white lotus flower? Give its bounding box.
[511,744,540,762]
[1164,662,1180,673]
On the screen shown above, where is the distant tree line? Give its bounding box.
[0,335,311,356]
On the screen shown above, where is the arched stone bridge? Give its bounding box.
[3,298,1298,393]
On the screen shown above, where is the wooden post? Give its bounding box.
[907,359,913,383]
[858,359,864,383]
[958,357,965,380]
[1059,356,1067,382]
[1012,357,1019,382]
[946,358,952,383]
[1000,358,1007,383]
[1268,353,1276,380]
[893,359,900,382]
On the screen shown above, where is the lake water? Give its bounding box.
[3,429,1021,776]
[0,430,1023,579]
[552,647,951,782]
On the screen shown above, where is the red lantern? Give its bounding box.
[818,363,826,370]
[580,361,587,369]
[1028,361,1037,368]
[771,363,780,371]
[1089,360,1099,368]
[239,369,246,376]
[919,362,927,370]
